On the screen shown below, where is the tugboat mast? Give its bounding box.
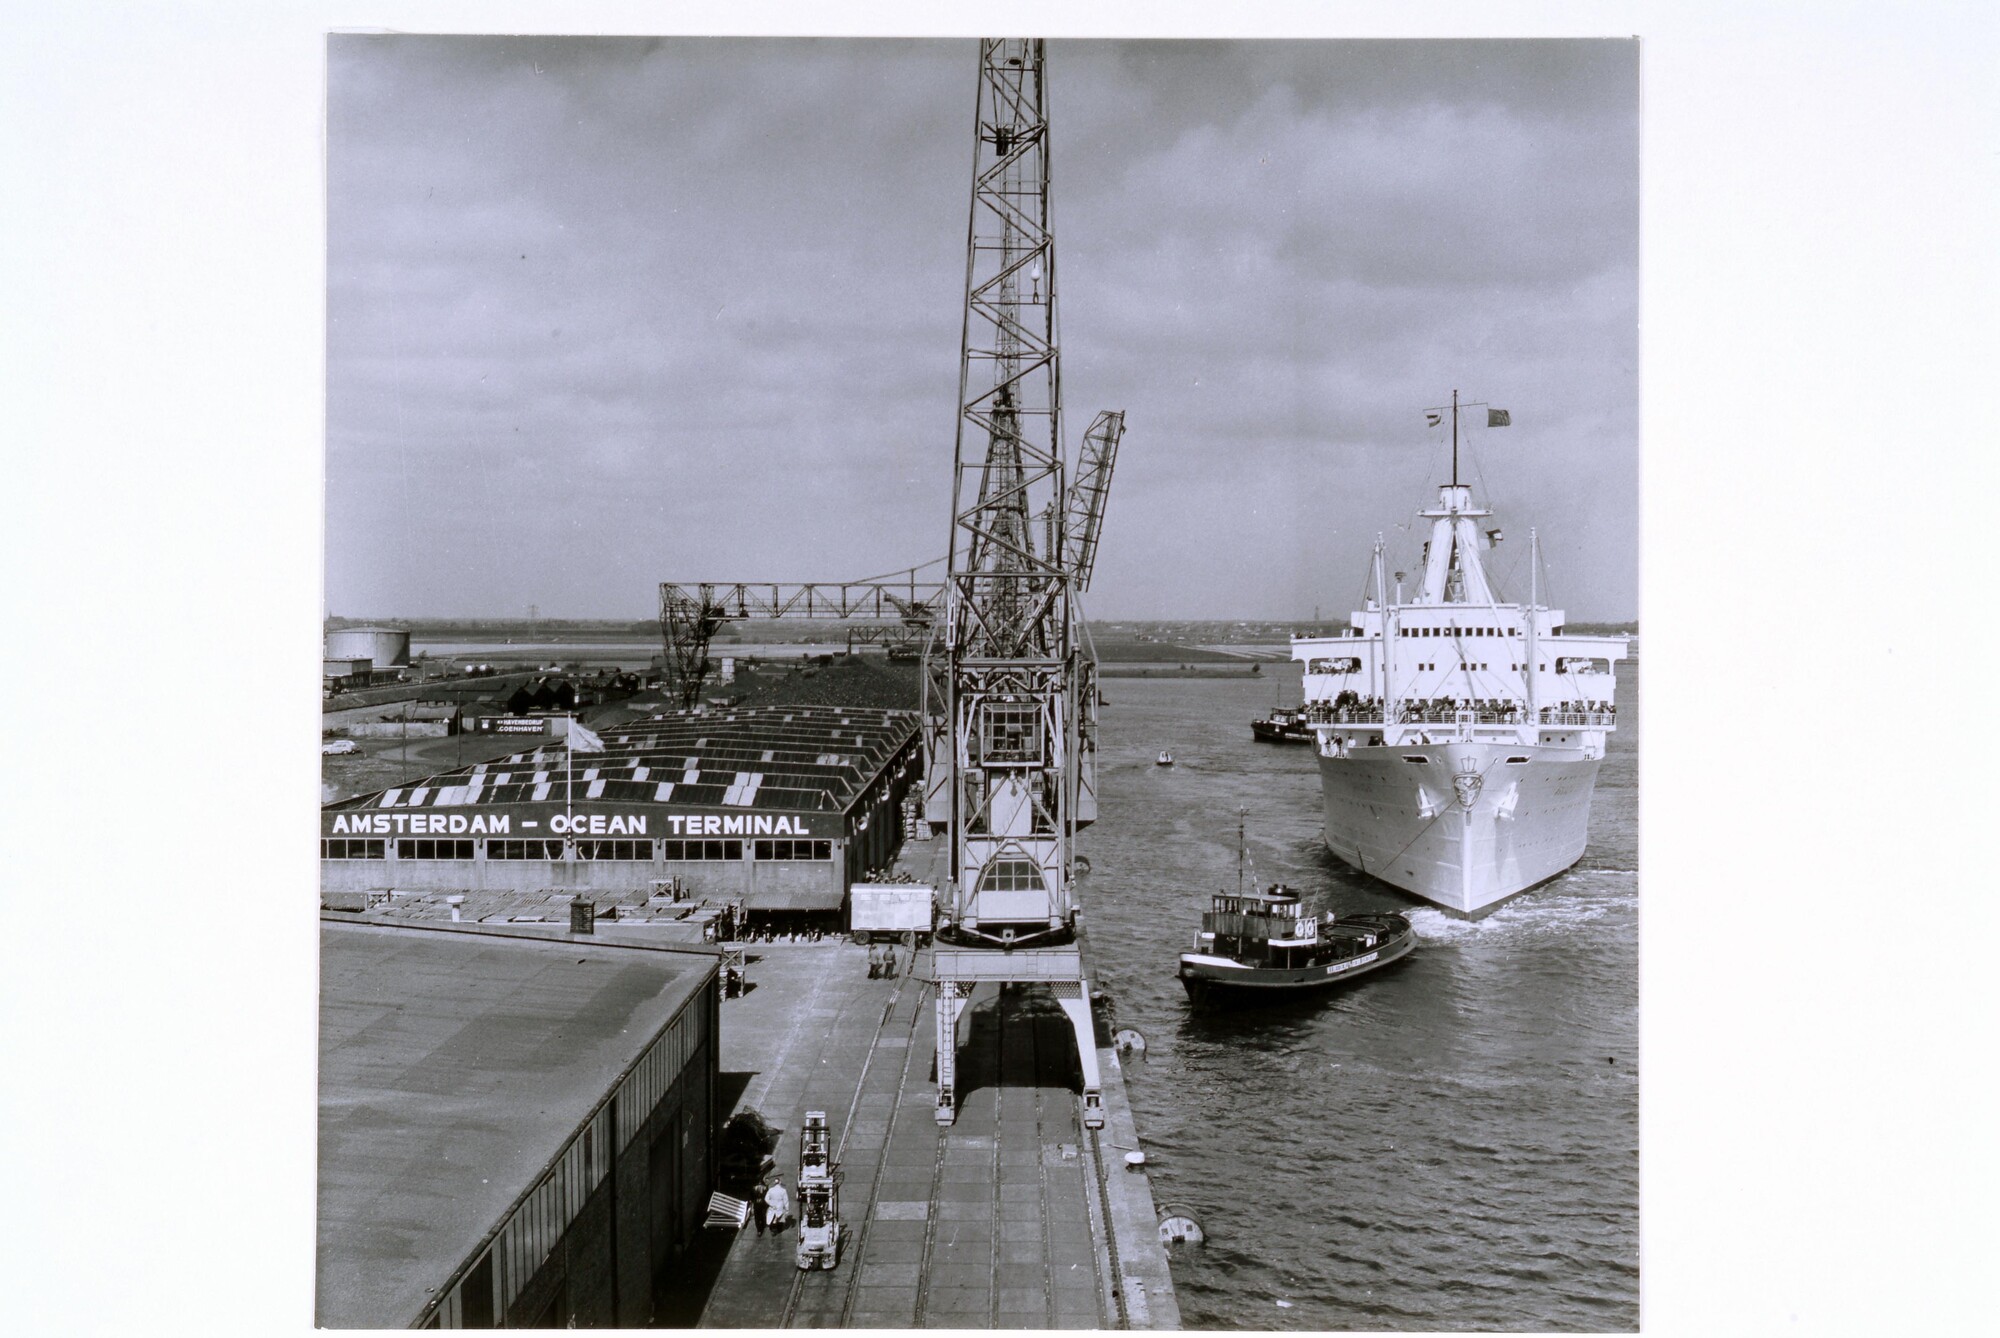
[1236,807,1247,897]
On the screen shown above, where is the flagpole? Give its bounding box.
[565,711,573,831]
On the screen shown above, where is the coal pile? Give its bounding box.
[730,654,920,712]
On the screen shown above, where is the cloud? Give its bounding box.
[327,37,1636,621]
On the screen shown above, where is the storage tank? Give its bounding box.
[325,625,410,668]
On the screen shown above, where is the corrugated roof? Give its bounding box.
[326,705,920,818]
[316,921,715,1327]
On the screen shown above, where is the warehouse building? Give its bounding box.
[317,919,719,1328]
[321,705,922,920]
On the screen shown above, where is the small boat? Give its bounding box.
[1178,883,1414,1005]
[1250,704,1315,744]
[1156,750,1174,767]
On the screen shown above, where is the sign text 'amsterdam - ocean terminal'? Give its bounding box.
[326,812,817,837]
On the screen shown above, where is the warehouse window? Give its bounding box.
[753,839,832,861]
[321,838,386,860]
[488,840,564,860]
[576,839,654,860]
[396,838,475,860]
[660,839,743,861]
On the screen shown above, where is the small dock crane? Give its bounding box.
[794,1111,842,1270]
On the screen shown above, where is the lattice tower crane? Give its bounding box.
[657,38,1126,1127]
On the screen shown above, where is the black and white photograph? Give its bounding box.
[9,5,1990,1338]
[316,34,1636,1330]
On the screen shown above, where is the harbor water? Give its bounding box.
[1081,657,1639,1331]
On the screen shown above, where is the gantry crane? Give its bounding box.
[658,573,943,709]
[658,38,1127,1128]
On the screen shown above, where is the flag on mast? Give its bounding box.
[1487,408,1511,427]
[1425,411,1442,427]
[568,721,605,753]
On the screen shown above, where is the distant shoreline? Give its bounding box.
[336,618,1640,643]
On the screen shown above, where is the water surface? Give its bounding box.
[1081,658,1639,1331]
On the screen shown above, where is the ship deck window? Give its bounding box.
[1505,756,1530,764]
[1402,756,1431,764]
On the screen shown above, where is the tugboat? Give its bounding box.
[1177,813,1414,1005]
[1250,704,1316,744]
[1252,678,1317,743]
[1178,886,1412,1005]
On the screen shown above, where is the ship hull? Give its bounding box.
[1316,740,1601,915]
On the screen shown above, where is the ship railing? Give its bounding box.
[1312,704,1616,728]
[1394,705,1532,726]
[1537,709,1618,727]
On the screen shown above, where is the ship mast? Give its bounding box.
[1373,534,1392,719]
[1527,528,1539,722]
[1451,388,1460,488]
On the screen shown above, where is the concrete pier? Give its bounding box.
[697,840,1178,1328]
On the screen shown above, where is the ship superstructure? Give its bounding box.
[1291,394,1627,914]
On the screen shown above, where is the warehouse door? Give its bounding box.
[648,1119,682,1290]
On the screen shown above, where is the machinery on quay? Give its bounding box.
[794,1111,843,1270]
[659,38,1127,1128]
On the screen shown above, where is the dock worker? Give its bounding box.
[751,1175,770,1234]
[764,1178,791,1233]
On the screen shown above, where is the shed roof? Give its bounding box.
[325,704,920,819]
[315,920,716,1328]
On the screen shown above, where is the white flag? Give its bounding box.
[568,722,605,753]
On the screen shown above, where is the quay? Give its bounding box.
[699,837,1179,1329]
[316,767,1183,1327]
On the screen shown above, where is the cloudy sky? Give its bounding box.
[328,37,1637,622]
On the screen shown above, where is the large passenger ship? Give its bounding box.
[1291,395,1627,915]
